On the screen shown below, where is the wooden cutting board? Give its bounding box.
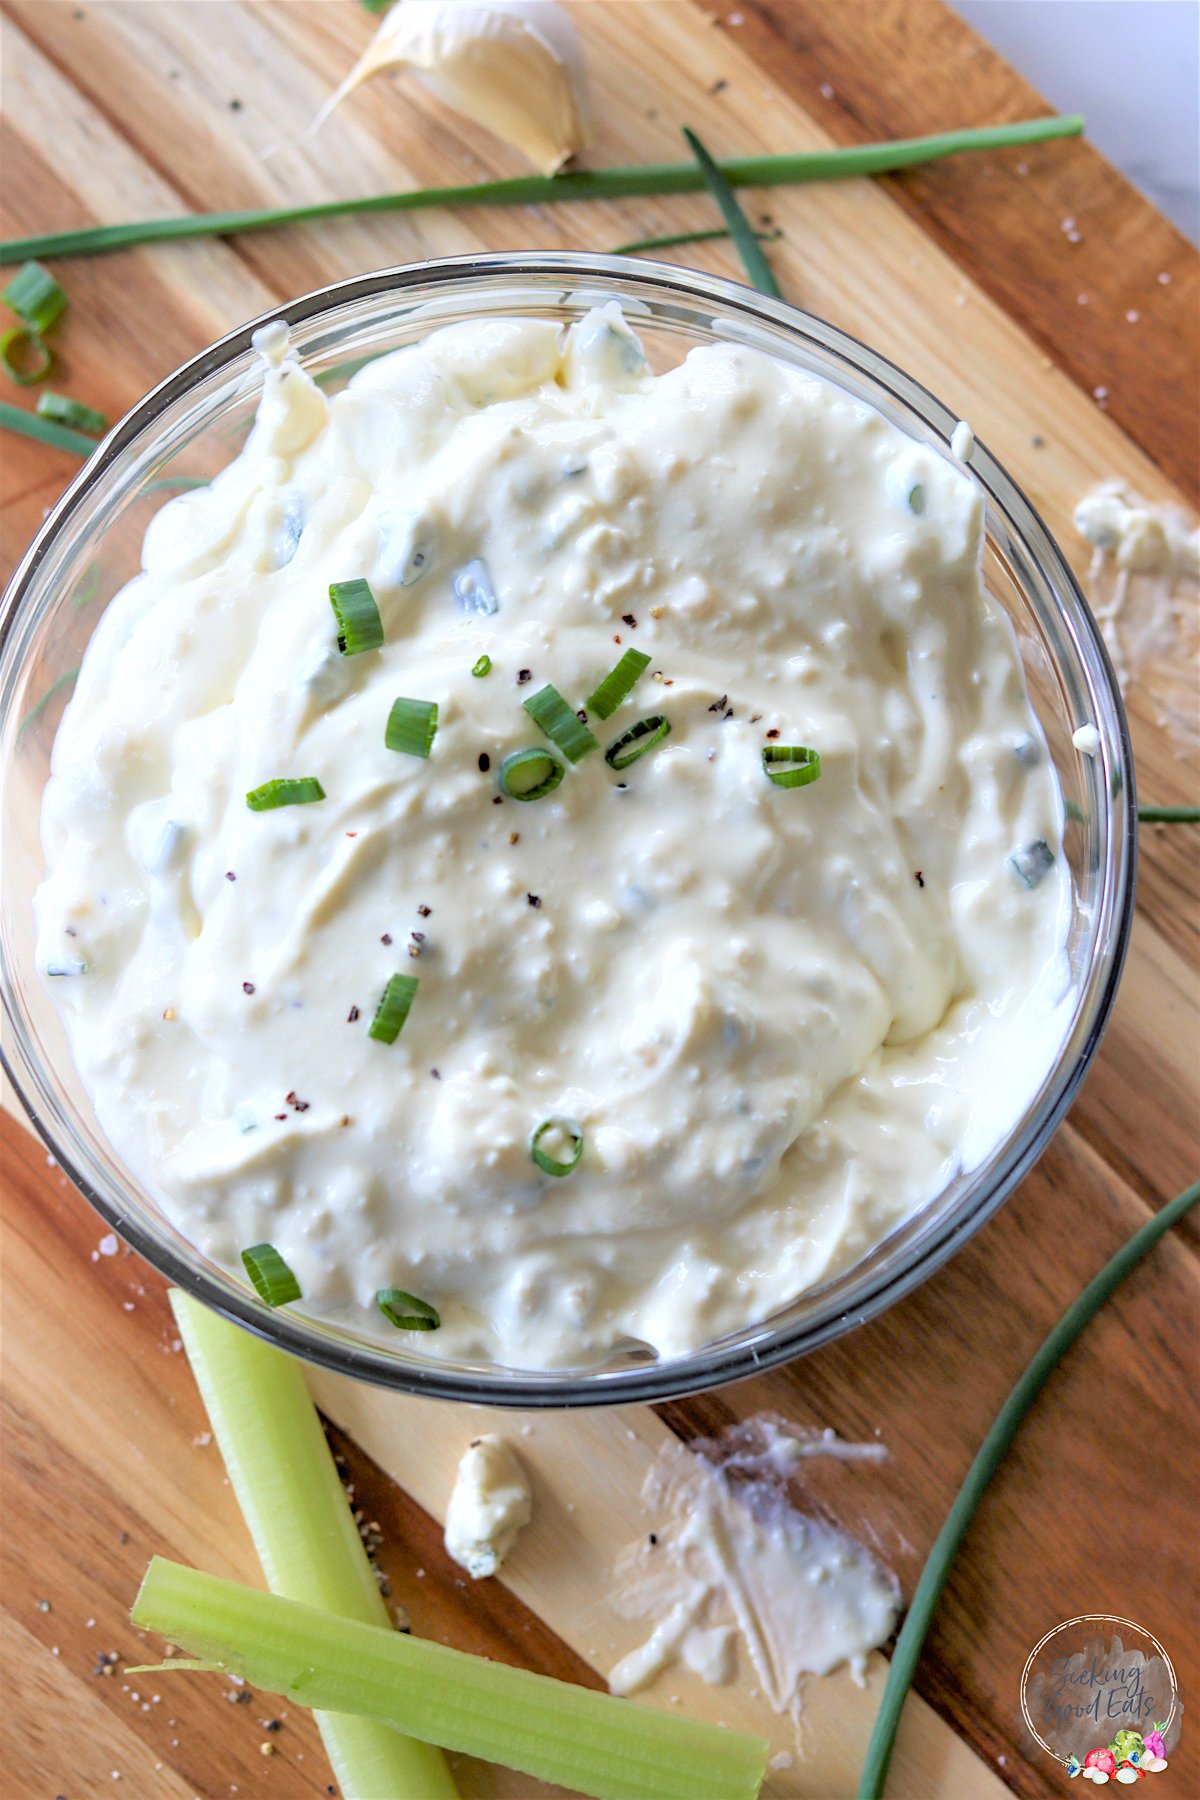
[2,4,1196,1798]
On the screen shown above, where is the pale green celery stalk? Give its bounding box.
[168,1290,456,1800]
[132,1556,769,1800]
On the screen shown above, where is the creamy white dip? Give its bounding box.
[36,305,1073,1368]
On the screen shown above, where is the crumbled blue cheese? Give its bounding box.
[444,1436,532,1579]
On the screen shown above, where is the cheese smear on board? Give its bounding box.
[35,306,1073,1369]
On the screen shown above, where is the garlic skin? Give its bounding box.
[319,0,591,176]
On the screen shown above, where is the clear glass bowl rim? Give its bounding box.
[0,252,1137,1407]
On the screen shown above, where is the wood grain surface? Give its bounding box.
[1,4,1197,1798]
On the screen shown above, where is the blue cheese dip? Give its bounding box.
[35,306,1073,1369]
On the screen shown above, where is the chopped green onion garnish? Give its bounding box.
[907,483,926,515]
[498,746,565,802]
[4,260,66,333]
[368,973,418,1045]
[36,390,106,434]
[1008,839,1055,887]
[329,578,384,655]
[246,777,326,811]
[523,684,598,763]
[241,1243,301,1307]
[531,1116,584,1178]
[471,654,492,678]
[0,325,52,385]
[1138,805,1200,823]
[585,648,652,720]
[762,744,821,788]
[377,1288,441,1331]
[605,715,671,769]
[385,697,438,759]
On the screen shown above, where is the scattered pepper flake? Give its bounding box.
[380,933,392,945]
[708,694,728,713]
[225,870,236,881]
[430,1068,441,1080]
[242,982,255,995]
[478,752,491,772]
[492,794,504,805]
[408,942,421,957]
[766,727,780,740]
[527,893,542,908]
[622,612,637,627]
[509,831,520,845]
[411,930,425,943]
[417,904,431,917]
[517,668,532,685]
[915,870,925,888]
[613,634,622,644]
[347,1005,359,1022]
[162,1007,175,1021]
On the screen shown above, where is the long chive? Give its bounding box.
[385,696,438,758]
[585,648,651,720]
[246,776,326,811]
[377,1288,441,1332]
[0,324,53,385]
[682,128,780,297]
[1138,805,1200,823]
[4,260,67,330]
[1,119,1084,262]
[610,226,781,256]
[498,746,565,801]
[329,577,384,655]
[605,715,671,769]
[0,400,97,455]
[36,390,107,433]
[167,1291,457,1798]
[523,683,599,762]
[368,973,418,1045]
[240,1243,302,1308]
[858,1177,1200,1800]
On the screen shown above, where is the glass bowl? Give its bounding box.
[0,255,1135,1405]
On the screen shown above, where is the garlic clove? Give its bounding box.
[316,0,591,176]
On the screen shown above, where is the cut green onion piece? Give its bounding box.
[131,1558,769,1800]
[857,1177,1200,1800]
[585,648,652,720]
[167,1291,457,1799]
[246,777,326,811]
[241,1244,301,1307]
[682,127,782,298]
[762,744,821,788]
[498,746,565,802]
[4,261,66,332]
[385,697,438,759]
[1008,839,1055,887]
[377,1288,441,1332]
[329,578,384,655]
[907,483,926,515]
[36,390,106,433]
[523,684,599,763]
[471,654,492,678]
[605,715,671,770]
[1138,804,1200,823]
[0,399,96,455]
[531,1116,584,1178]
[368,973,418,1045]
[1,325,52,386]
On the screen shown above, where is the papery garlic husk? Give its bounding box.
[316,0,591,176]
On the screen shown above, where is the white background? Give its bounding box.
[954,0,1199,241]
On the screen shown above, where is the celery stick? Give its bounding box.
[169,1290,456,1800]
[133,1557,768,1800]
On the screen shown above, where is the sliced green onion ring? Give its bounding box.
[377,1288,441,1331]
[762,744,821,788]
[4,260,67,333]
[385,696,438,759]
[241,1243,301,1307]
[498,746,565,802]
[585,648,652,720]
[523,683,598,763]
[605,715,671,770]
[471,654,492,678]
[1,325,52,385]
[329,578,384,655]
[368,973,418,1045]
[36,390,106,433]
[246,777,326,811]
[531,1116,584,1178]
